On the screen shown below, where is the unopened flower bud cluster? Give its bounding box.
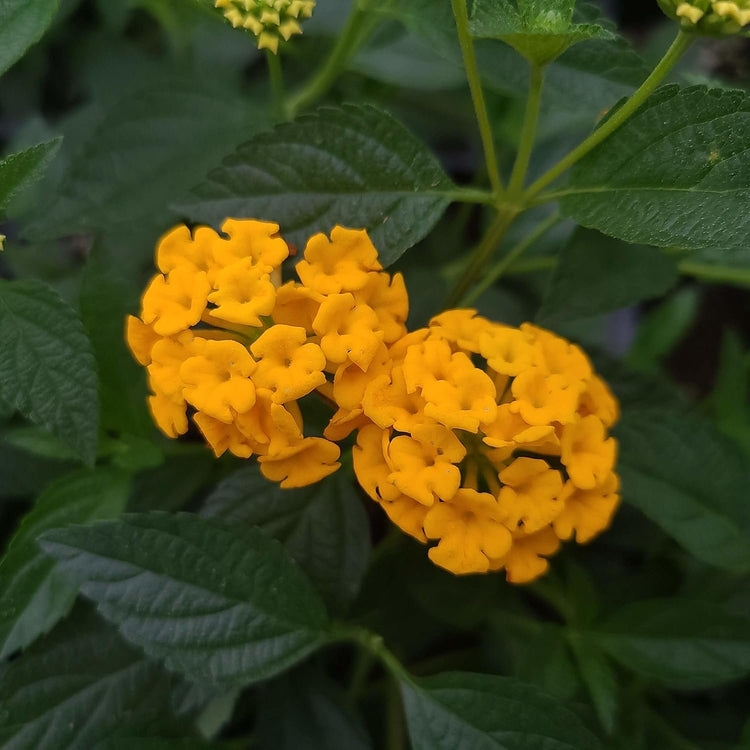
[214,0,315,53]
[658,0,750,33]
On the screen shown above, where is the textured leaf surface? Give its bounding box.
[401,671,601,750]
[0,280,99,464]
[470,0,610,65]
[537,229,678,323]
[39,512,330,687]
[0,610,176,750]
[203,466,370,613]
[179,104,454,266]
[0,0,59,76]
[0,468,130,658]
[561,86,750,249]
[595,599,750,688]
[616,408,750,572]
[27,82,263,240]
[0,139,61,213]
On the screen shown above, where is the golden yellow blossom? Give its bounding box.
[180,339,257,422]
[560,415,617,490]
[554,472,621,543]
[424,489,513,574]
[313,293,384,371]
[297,227,382,295]
[208,258,276,327]
[497,458,564,533]
[250,324,326,403]
[141,268,210,336]
[386,425,465,506]
[258,437,341,488]
[501,527,561,584]
[349,309,620,583]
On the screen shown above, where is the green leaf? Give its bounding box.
[0,608,177,749]
[39,512,330,688]
[627,287,699,371]
[0,424,80,461]
[561,86,750,250]
[26,81,265,240]
[0,138,61,213]
[256,665,372,750]
[0,279,99,465]
[0,468,130,658]
[616,408,750,572]
[567,635,618,735]
[0,0,59,77]
[470,0,611,65]
[711,329,750,454]
[537,229,679,324]
[79,240,151,436]
[203,466,371,613]
[594,598,750,689]
[178,104,455,266]
[400,671,602,750]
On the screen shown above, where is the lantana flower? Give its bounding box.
[128,218,620,583]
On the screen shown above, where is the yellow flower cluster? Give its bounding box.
[658,0,750,33]
[215,0,315,53]
[128,220,620,582]
[352,312,621,583]
[127,220,408,490]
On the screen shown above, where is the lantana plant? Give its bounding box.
[0,1,749,748]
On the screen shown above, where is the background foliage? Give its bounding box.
[1,0,749,747]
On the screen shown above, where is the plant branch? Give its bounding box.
[286,3,374,117]
[450,0,503,195]
[678,260,750,287]
[445,208,519,308]
[508,63,545,197]
[524,30,693,201]
[461,211,561,305]
[266,50,285,121]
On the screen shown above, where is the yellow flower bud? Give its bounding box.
[214,0,315,53]
[659,0,750,33]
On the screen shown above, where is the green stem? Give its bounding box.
[445,208,519,308]
[462,211,561,305]
[508,63,545,197]
[504,255,558,274]
[677,260,750,287]
[385,675,406,750]
[450,187,496,205]
[332,623,411,683]
[286,4,372,117]
[524,30,694,201]
[450,0,503,195]
[266,50,285,121]
[347,648,376,702]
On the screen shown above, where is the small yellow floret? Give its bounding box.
[313,293,384,371]
[258,437,341,488]
[141,267,210,336]
[554,472,620,543]
[560,415,617,490]
[208,257,276,327]
[424,489,513,575]
[250,324,326,403]
[297,227,382,295]
[180,339,257,422]
[497,457,564,533]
